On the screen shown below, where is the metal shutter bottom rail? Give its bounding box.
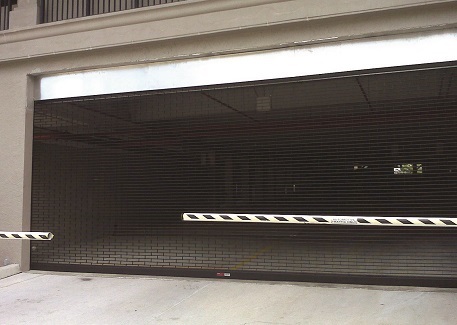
[30,263,457,288]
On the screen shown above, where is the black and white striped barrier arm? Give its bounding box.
[182,213,457,227]
[0,232,54,240]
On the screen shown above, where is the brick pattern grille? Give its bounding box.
[31,65,457,282]
[32,235,457,277]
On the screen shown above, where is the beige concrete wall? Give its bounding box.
[0,64,31,270]
[0,0,456,270]
[2,0,457,63]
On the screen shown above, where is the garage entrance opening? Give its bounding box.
[31,64,457,286]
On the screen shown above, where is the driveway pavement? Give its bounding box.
[1,271,456,325]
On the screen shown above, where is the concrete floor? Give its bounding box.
[1,272,457,325]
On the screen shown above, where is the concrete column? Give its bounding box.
[0,68,32,271]
[9,0,39,30]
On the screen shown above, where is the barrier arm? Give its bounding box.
[0,232,54,240]
[182,213,457,227]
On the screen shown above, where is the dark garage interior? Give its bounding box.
[31,64,457,285]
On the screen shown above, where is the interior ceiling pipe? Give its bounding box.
[0,232,54,240]
[183,213,457,227]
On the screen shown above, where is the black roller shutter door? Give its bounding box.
[31,64,457,286]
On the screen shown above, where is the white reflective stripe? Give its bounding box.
[436,220,448,226]
[385,219,404,226]
[182,213,457,227]
[38,29,457,100]
[0,232,54,240]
